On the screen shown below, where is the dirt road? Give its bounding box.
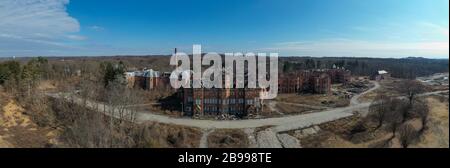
[350,81,380,106]
[48,93,365,132]
[199,129,214,148]
[47,87,446,133]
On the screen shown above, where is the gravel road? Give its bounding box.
[350,81,380,106]
[47,85,446,133]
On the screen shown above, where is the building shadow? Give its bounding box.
[156,92,182,113]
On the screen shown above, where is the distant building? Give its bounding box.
[143,69,160,90]
[371,70,391,81]
[309,72,332,94]
[326,69,351,84]
[125,69,172,90]
[278,73,302,93]
[125,71,137,88]
[278,69,350,95]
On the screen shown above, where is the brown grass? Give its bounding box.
[411,97,449,148]
[0,93,58,148]
[297,115,394,148]
[297,96,449,148]
[37,80,57,91]
[359,79,404,103]
[0,135,13,147]
[131,105,182,117]
[207,129,249,148]
[275,103,315,115]
[276,93,348,108]
[136,122,202,148]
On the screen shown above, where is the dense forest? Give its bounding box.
[280,57,448,79]
[1,56,448,81]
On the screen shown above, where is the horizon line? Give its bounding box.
[1,54,448,60]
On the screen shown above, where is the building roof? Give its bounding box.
[125,71,142,76]
[378,70,389,75]
[142,69,160,77]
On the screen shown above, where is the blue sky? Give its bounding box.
[0,0,448,58]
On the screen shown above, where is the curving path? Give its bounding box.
[47,84,446,133]
[350,81,380,106]
[199,129,214,148]
[47,96,367,133]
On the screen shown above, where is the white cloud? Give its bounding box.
[89,25,105,31]
[66,35,87,40]
[0,0,83,56]
[264,39,449,58]
[419,22,449,39]
[0,33,67,47]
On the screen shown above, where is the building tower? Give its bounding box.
[174,48,178,66]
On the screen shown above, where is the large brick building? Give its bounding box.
[308,72,332,94]
[125,66,351,118]
[278,70,333,94]
[178,70,263,118]
[125,69,172,90]
[278,69,350,95]
[326,69,351,84]
[180,88,262,117]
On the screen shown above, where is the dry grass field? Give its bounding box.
[207,129,249,148]
[0,92,58,148]
[411,97,449,148]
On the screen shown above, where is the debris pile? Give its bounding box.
[293,126,321,139]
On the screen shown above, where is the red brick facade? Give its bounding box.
[180,88,262,117]
[278,70,331,94]
[126,70,172,90]
[126,68,352,118]
[326,69,351,84]
[278,69,351,95]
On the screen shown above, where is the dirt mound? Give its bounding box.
[2,100,31,127]
[134,122,202,148]
[0,99,57,148]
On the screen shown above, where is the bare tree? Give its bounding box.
[398,123,418,148]
[52,68,145,148]
[369,93,390,129]
[398,80,425,106]
[385,99,404,139]
[53,95,140,148]
[105,81,144,123]
[383,97,413,123]
[411,99,429,133]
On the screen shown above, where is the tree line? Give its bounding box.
[0,57,49,97]
[281,57,448,79]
